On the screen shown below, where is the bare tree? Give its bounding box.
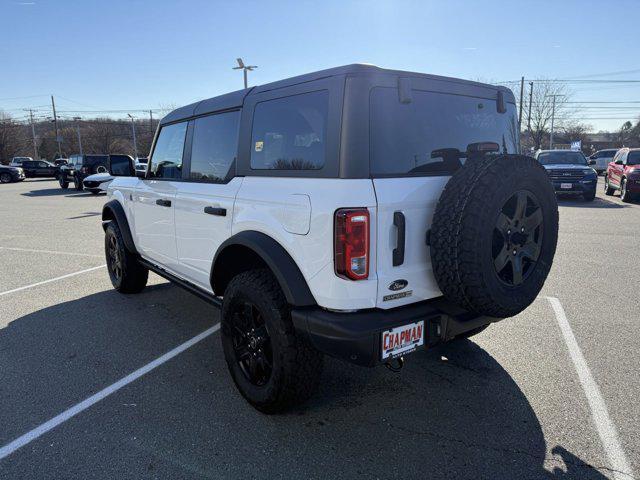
[0,111,28,164]
[527,81,575,151]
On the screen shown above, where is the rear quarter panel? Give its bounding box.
[233,177,379,310]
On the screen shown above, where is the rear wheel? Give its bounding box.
[221,269,323,414]
[620,178,633,202]
[430,155,559,318]
[0,173,12,183]
[604,175,615,196]
[105,222,148,293]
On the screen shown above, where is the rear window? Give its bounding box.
[537,151,587,165]
[84,155,108,166]
[370,88,518,176]
[250,90,327,170]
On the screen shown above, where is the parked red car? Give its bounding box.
[604,148,640,202]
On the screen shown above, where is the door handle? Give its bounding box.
[393,211,405,266]
[204,206,226,216]
[156,199,172,207]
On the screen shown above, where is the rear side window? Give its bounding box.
[149,122,188,179]
[250,90,328,170]
[627,151,640,165]
[370,88,519,176]
[189,111,240,182]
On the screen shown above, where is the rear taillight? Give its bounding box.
[334,208,370,280]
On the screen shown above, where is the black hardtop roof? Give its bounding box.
[160,63,515,125]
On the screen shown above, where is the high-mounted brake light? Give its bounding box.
[334,208,370,280]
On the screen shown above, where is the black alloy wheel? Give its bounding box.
[106,230,123,284]
[229,300,273,387]
[492,190,544,286]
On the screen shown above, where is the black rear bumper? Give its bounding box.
[291,298,499,367]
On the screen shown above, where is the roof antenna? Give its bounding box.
[233,58,258,89]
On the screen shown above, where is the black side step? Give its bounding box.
[138,258,222,308]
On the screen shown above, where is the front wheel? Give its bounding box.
[59,176,69,189]
[221,269,323,414]
[0,173,12,183]
[583,190,596,201]
[74,176,84,191]
[105,222,148,293]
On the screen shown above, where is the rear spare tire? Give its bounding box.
[430,155,558,318]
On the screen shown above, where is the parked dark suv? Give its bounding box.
[534,150,597,201]
[21,160,58,178]
[58,154,109,191]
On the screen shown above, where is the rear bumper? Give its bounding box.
[291,298,499,367]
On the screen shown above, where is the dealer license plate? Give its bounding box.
[381,321,424,360]
[560,183,573,189]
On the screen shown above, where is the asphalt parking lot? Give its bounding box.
[0,178,638,480]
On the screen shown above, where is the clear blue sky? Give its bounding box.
[3,0,640,131]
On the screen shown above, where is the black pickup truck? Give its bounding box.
[58,154,109,191]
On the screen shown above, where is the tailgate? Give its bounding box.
[373,176,449,309]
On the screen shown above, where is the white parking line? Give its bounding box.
[0,265,106,297]
[0,246,102,258]
[0,324,220,460]
[546,296,635,480]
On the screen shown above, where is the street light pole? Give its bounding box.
[73,117,83,155]
[233,58,258,89]
[127,114,138,159]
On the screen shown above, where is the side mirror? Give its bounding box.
[108,154,135,176]
[588,159,596,166]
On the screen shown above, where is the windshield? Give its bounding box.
[370,88,519,176]
[537,151,587,165]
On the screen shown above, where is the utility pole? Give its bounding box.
[149,110,153,134]
[127,114,138,159]
[527,82,533,133]
[25,109,39,159]
[233,58,257,89]
[73,117,83,155]
[518,76,524,130]
[51,95,62,159]
[546,94,564,149]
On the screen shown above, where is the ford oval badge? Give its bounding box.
[388,279,408,291]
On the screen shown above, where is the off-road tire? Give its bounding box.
[221,269,323,414]
[0,173,12,184]
[430,154,559,318]
[583,189,596,201]
[604,175,615,196]
[59,176,69,189]
[74,176,84,191]
[104,222,148,293]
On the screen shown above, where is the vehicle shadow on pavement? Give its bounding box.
[0,285,609,480]
[20,188,87,197]
[557,197,629,209]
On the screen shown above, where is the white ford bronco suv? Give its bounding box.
[103,64,558,413]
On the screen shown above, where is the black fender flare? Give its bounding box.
[102,199,138,255]
[211,231,317,307]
